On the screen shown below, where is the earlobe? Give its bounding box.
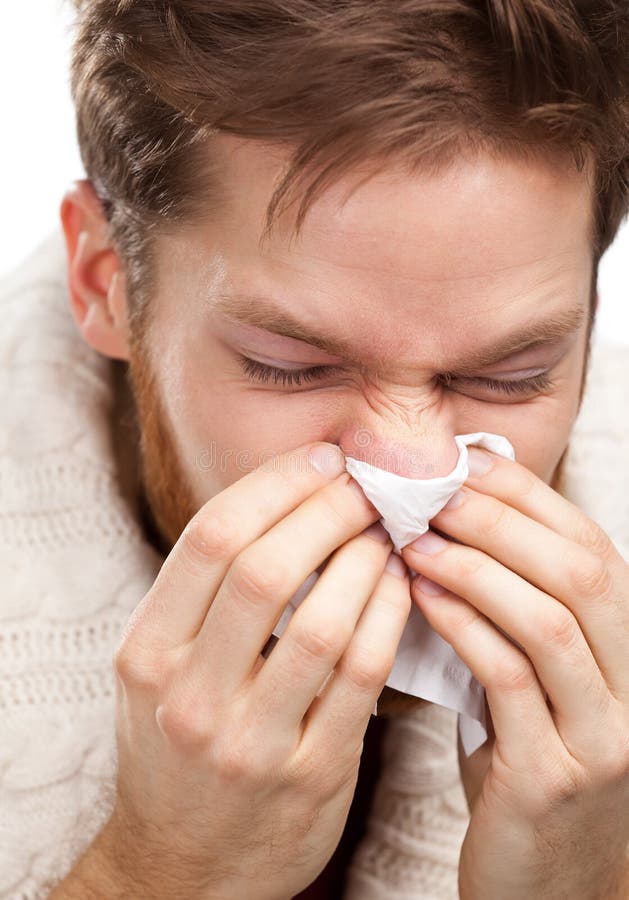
[60,179,131,362]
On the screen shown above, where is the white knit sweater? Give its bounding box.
[1,230,627,900]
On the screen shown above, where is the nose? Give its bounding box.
[338,424,461,479]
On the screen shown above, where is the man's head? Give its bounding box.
[60,1,628,714]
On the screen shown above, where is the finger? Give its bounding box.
[404,535,612,761]
[411,577,564,772]
[248,524,395,729]
[299,552,411,759]
[429,486,629,703]
[188,474,380,695]
[462,447,624,568]
[123,441,348,653]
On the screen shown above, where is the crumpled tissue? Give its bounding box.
[271,432,515,756]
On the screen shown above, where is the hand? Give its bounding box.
[401,447,629,900]
[108,441,411,900]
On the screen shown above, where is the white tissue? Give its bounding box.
[271,432,515,756]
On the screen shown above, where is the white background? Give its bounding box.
[2,1,627,345]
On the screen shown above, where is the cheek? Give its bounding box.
[494,376,583,485]
[463,337,587,484]
[501,407,572,484]
[165,350,327,494]
[144,298,329,500]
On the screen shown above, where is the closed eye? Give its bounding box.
[236,354,556,398]
[238,355,343,386]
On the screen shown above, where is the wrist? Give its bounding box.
[93,810,208,900]
[95,809,249,900]
[459,854,629,900]
[76,815,152,899]
[47,815,143,899]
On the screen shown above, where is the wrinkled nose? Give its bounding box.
[339,427,461,479]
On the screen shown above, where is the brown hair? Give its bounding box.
[69,0,629,332]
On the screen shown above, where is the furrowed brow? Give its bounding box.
[447,302,586,375]
[213,293,358,358]
[212,293,586,373]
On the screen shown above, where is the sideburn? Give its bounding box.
[125,330,199,558]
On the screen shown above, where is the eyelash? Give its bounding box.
[236,354,555,397]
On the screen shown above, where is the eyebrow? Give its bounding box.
[212,292,586,374]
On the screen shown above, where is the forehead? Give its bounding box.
[214,133,594,264]
[163,136,594,366]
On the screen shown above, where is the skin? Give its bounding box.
[62,137,596,551]
[59,136,629,896]
[403,450,629,898]
[62,138,595,716]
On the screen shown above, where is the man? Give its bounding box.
[2,1,628,898]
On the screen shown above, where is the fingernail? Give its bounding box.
[408,530,448,555]
[385,551,408,578]
[467,447,493,478]
[363,522,390,544]
[308,443,345,477]
[442,489,465,510]
[417,576,445,595]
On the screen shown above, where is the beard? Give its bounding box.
[122,328,200,559]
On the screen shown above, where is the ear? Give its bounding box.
[59,179,131,361]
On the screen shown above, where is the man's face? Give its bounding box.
[127,137,596,571]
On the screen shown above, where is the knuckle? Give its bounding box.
[457,550,487,583]
[541,607,581,655]
[212,734,268,785]
[321,478,369,530]
[544,758,587,806]
[377,582,412,619]
[288,729,365,801]
[229,550,290,609]
[284,747,316,792]
[215,747,250,783]
[348,532,390,566]
[446,603,481,636]
[488,652,536,694]
[285,747,320,793]
[222,757,258,784]
[182,510,241,565]
[112,647,135,683]
[602,731,629,783]
[573,516,614,560]
[113,646,162,693]
[483,500,512,540]
[156,695,213,749]
[567,553,612,601]
[517,468,539,500]
[316,744,364,797]
[292,619,349,663]
[288,748,354,800]
[341,646,390,690]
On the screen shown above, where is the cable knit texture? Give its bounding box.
[1,230,627,900]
